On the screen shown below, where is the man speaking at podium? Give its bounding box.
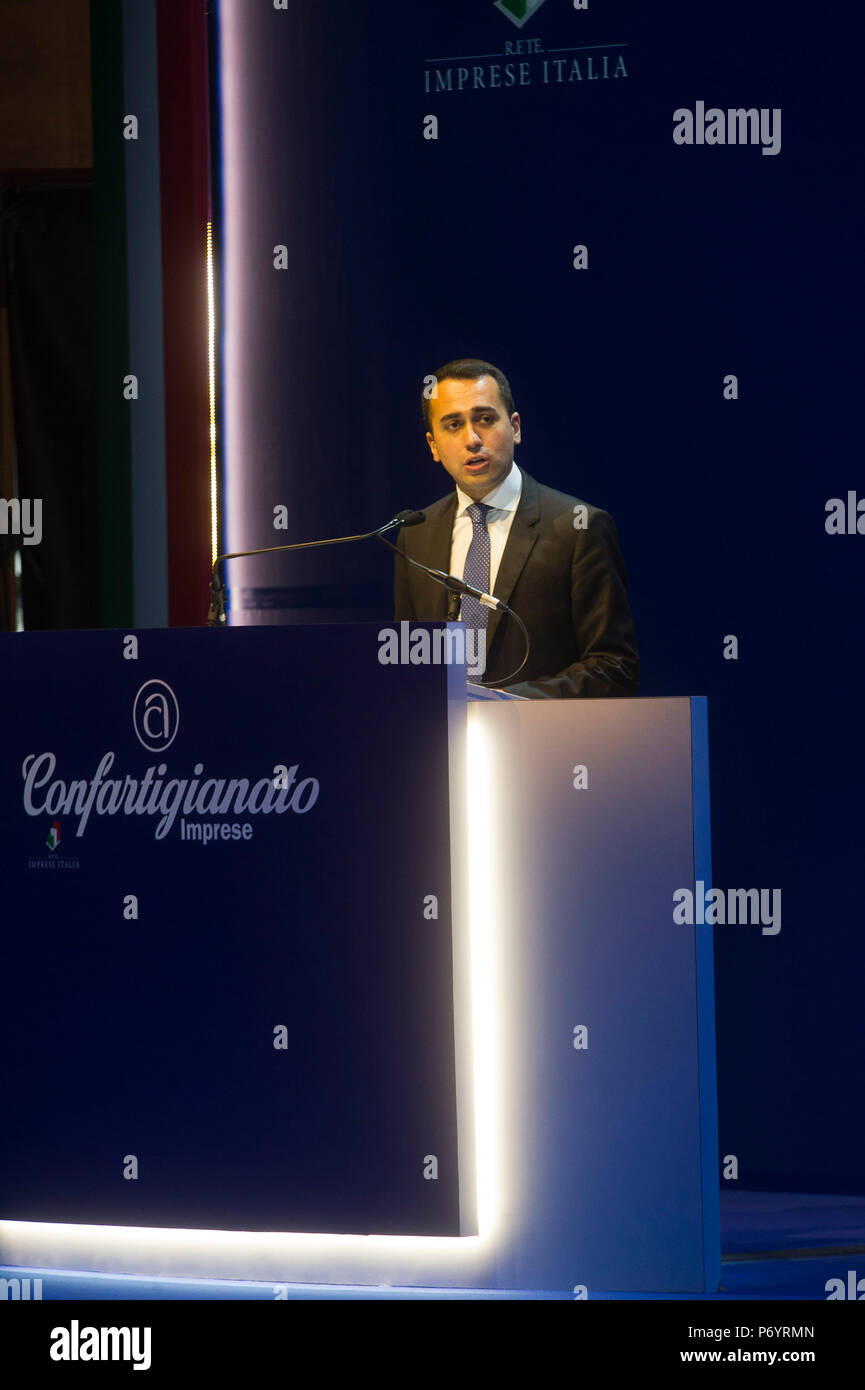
[393,358,640,699]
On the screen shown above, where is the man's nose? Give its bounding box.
[465,422,482,446]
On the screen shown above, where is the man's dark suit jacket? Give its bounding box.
[393,470,640,699]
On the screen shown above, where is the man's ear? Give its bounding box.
[426,430,441,463]
[510,412,521,445]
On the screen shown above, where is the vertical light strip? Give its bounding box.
[206,219,218,563]
[466,711,499,1237]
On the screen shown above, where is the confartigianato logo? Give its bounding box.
[19,674,321,844]
[21,752,320,841]
[133,678,180,752]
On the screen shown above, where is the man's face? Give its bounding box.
[426,375,521,500]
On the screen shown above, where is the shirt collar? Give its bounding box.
[455,461,522,517]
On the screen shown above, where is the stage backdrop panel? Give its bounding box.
[214,0,865,1195]
[0,625,466,1236]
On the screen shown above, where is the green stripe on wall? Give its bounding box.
[90,0,133,627]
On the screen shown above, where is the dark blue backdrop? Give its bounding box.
[216,0,863,1193]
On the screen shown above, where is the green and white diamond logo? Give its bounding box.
[494,0,549,28]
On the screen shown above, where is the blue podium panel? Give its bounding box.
[0,625,466,1235]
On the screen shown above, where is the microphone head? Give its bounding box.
[395,509,426,527]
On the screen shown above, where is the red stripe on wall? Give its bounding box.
[157,0,212,627]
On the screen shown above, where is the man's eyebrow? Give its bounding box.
[437,405,500,423]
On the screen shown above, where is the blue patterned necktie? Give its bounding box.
[461,501,492,673]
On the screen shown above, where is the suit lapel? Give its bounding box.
[411,493,457,620]
[486,470,541,655]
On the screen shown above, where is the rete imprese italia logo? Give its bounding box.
[495,0,549,27]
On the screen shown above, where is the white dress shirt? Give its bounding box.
[450,462,523,617]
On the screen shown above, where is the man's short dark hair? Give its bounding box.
[422,358,516,432]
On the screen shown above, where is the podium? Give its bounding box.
[0,624,718,1294]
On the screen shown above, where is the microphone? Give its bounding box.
[376,530,531,687]
[422,566,506,612]
[376,532,505,611]
[206,508,426,626]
